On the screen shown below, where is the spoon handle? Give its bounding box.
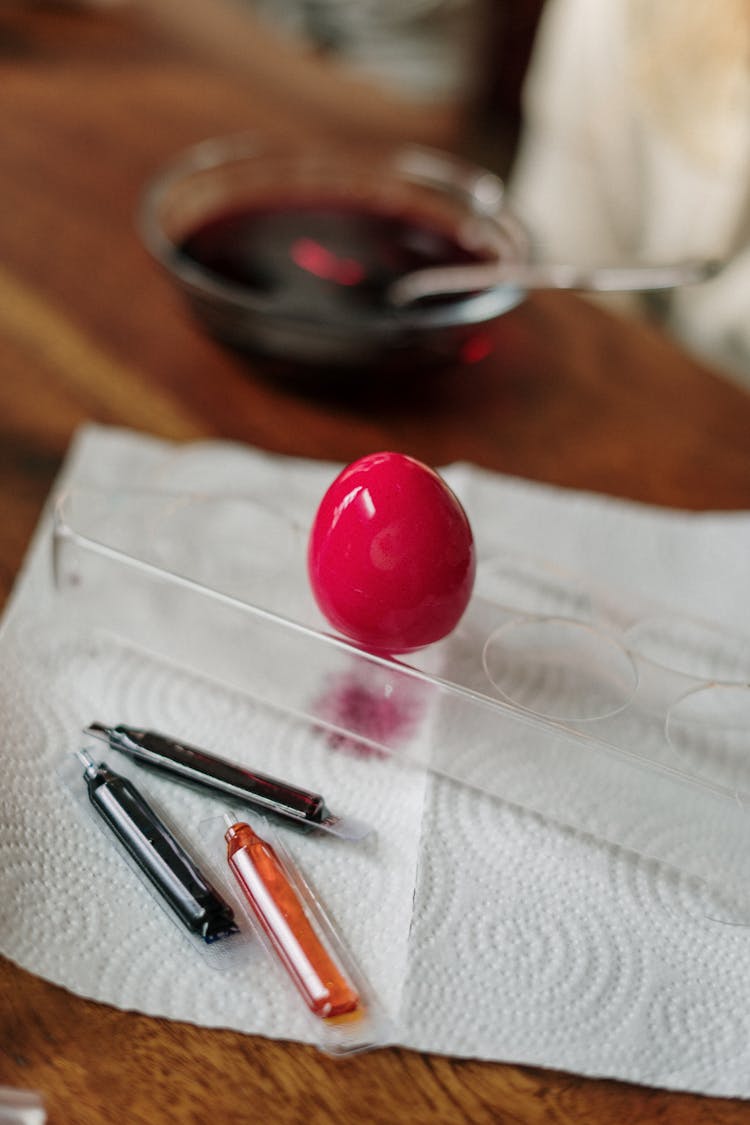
[389,257,723,305]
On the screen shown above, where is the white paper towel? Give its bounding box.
[2,424,750,1096]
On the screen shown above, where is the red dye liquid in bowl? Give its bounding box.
[174,200,499,390]
[179,200,489,315]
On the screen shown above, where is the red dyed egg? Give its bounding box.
[308,452,475,653]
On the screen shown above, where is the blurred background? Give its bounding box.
[5,0,750,387]
[28,0,546,168]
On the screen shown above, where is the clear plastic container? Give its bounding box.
[137,135,528,396]
[53,487,750,918]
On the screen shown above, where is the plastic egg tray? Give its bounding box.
[53,487,750,917]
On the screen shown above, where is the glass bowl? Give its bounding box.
[138,133,530,396]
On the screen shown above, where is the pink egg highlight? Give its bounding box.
[307,451,476,653]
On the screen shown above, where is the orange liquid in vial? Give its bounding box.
[225,821,360,1019]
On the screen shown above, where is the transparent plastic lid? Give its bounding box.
[52,487,750,916]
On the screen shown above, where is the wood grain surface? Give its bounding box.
[2,7,750,1123]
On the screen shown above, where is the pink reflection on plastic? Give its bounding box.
[313,672,425,759]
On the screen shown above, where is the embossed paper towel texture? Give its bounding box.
[2,425,750,1096]
[0,428,428,1045]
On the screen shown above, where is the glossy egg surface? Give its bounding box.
[308,451,475,653]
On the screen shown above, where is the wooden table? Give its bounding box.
[2,7,750,1123]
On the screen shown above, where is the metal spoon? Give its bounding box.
[388,257,723,306]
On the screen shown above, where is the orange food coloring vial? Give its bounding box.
[225,820,360,1019]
